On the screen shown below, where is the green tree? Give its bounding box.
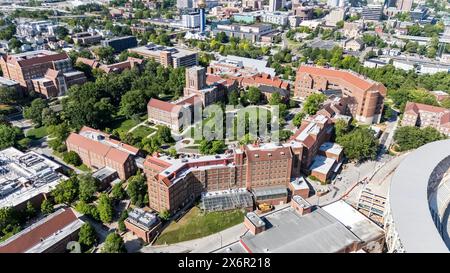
[0,124,20,149]
[40,199,54,215]
[0,207,19,237]
[41,108,59,127]
[63,151,82,166]
[167,148,177,158]
[247,87,261,105]
[0,87,20,104]
[119,90,147,118]
[159,210,170,221]
[155,126,174,144]
[97,193,114,223]
[78,222,97,249]
[117,210,128,232]
[268,92,282,105]
[102,232,126,253]
[23,98,48,127]
[25,201,36,219]
[54,26,69,39]
[303,93,327,115]
[126,173,147,207]
[93,46,115,64]
[394,126,445,152]
[52,176,79,204]
[337,127,379,161]
[78,174,99,203]
[441,98,450,109]
[334,119,351,139]
[111,182,127,201]
[75,200,100,220]
[228,89,239,106]
[292,112,306,127]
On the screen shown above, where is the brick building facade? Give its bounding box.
[66,126,140,180]
[294,65,387,124]
[0,50,86,97]
[402,101,450,136]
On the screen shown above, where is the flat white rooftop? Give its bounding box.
[0,147,67,208]
[309,155,336,175]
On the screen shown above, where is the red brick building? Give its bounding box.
[66,126,140,180]
[294,65,387,124]
[0,208,83,253]
[0,50,86,97]
[402,102,450,137]
[124,208,162,243]
[144,143,295,213]
[76,57,144,74]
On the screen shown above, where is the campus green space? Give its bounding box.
[26,126,48,140]
[155,207,245,245]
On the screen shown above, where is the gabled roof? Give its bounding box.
[148,98,181,113]
[0,208,81,253]
[404,101,450,116]
[13,52,69,67]
[297,65,379,92]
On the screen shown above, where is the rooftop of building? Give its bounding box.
[0,147,67,208]
[130,43,198,58]
[2,50,69,67]
[103,35,136,42]
[319,142,343,156]
[309,155,336,175]
[322,200,384,243]
[297,65,386,92]
[289,176,310,191]
[212,55,275,76]
[126,207,159,231]
[291,114,331,147]
[0,207,83,253]
[92,166,117,181]
[147,97,182,113]
[66,126,139,164]
[404,101,450,115]
[0,76,18,86]
[145,152,235,186]
[239,205,361,253]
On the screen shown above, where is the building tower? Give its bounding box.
[396,0,413,12]
[198,0,206,33]
[269,0,283,12]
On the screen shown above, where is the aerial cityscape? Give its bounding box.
[0,0,450,256]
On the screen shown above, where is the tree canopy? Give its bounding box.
[394,126,445,152]
[102,232,126,253]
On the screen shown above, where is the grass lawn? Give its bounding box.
[155,206,245,245]
[132,126,156,139]
[77,164,91,172]
[26,126,48,140]
[110,115,148,134]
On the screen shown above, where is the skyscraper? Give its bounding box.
[198,0,206,33]
[269,0,283,12]
[396,0,413,12]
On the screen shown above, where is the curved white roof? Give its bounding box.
[390,139,450,253]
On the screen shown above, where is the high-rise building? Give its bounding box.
[327,0,345,7]
[396,0,413,11]
[198,0,206,32]
[361,4,383,20]
[269,0,283,12]
[294,65,387,124]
